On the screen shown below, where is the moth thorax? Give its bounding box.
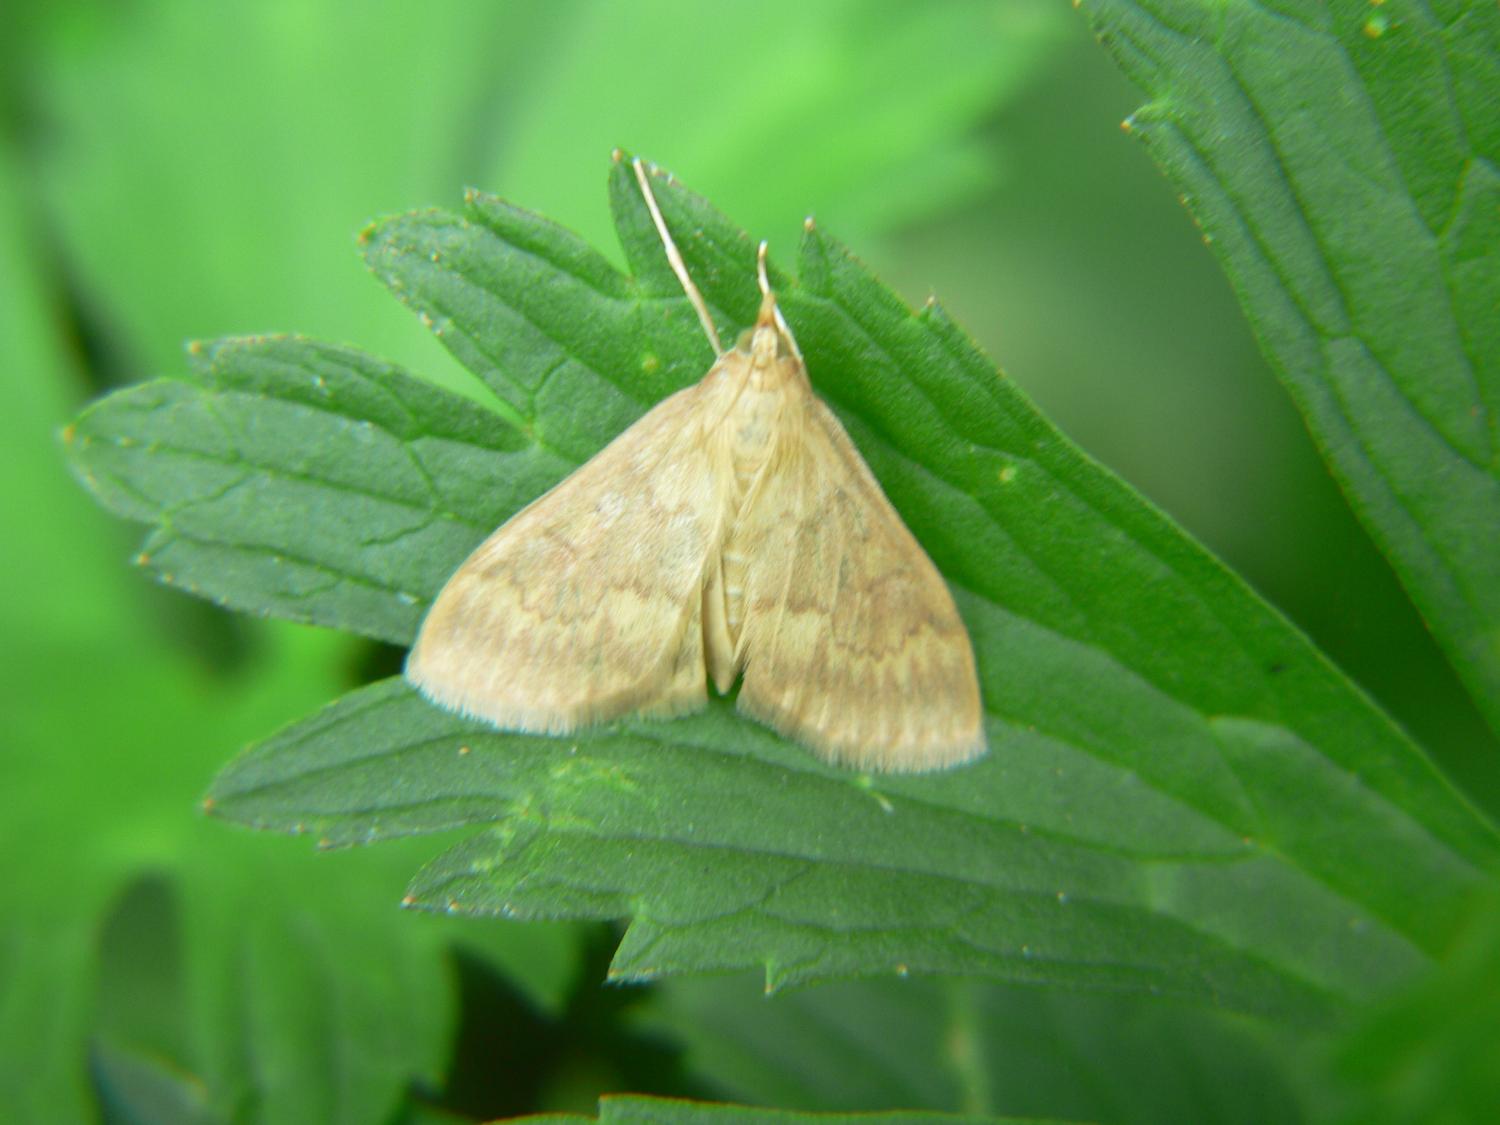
[726,377,791,502]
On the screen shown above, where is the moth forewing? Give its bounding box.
[405,381,725,732]
[407,158,985,772]
[731,389,985,772]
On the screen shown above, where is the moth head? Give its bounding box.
[737,240,806,376]
[740,291,788,367]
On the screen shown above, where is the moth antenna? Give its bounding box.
[633,157,723,355]
[757,240,804,367]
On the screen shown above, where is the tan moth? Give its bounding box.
[406,158,984,772]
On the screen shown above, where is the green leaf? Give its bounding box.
[66,335,571,645]
[0,145,572,1120]
[1327,881,1500,1124]
[72,159,1499,1021]
[1077,0,1500,735]
[643,975,1307,1124]
[500,1094,1059,1125]
[91,1039,223,1125]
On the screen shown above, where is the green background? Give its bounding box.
[4,1,1497,1122]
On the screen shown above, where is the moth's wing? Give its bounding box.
[735,394,985,772]
[407,382,725,733]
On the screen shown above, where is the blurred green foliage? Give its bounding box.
[4,1,1497,1123]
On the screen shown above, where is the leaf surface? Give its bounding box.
[1079,0,1500,733]
[503,1094,1058,1125]
[644,974,1308,1124]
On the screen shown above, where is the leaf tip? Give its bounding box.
[605,962,653,986]
[762,959,793,995]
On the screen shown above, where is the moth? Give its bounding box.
[407,158,985,772]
